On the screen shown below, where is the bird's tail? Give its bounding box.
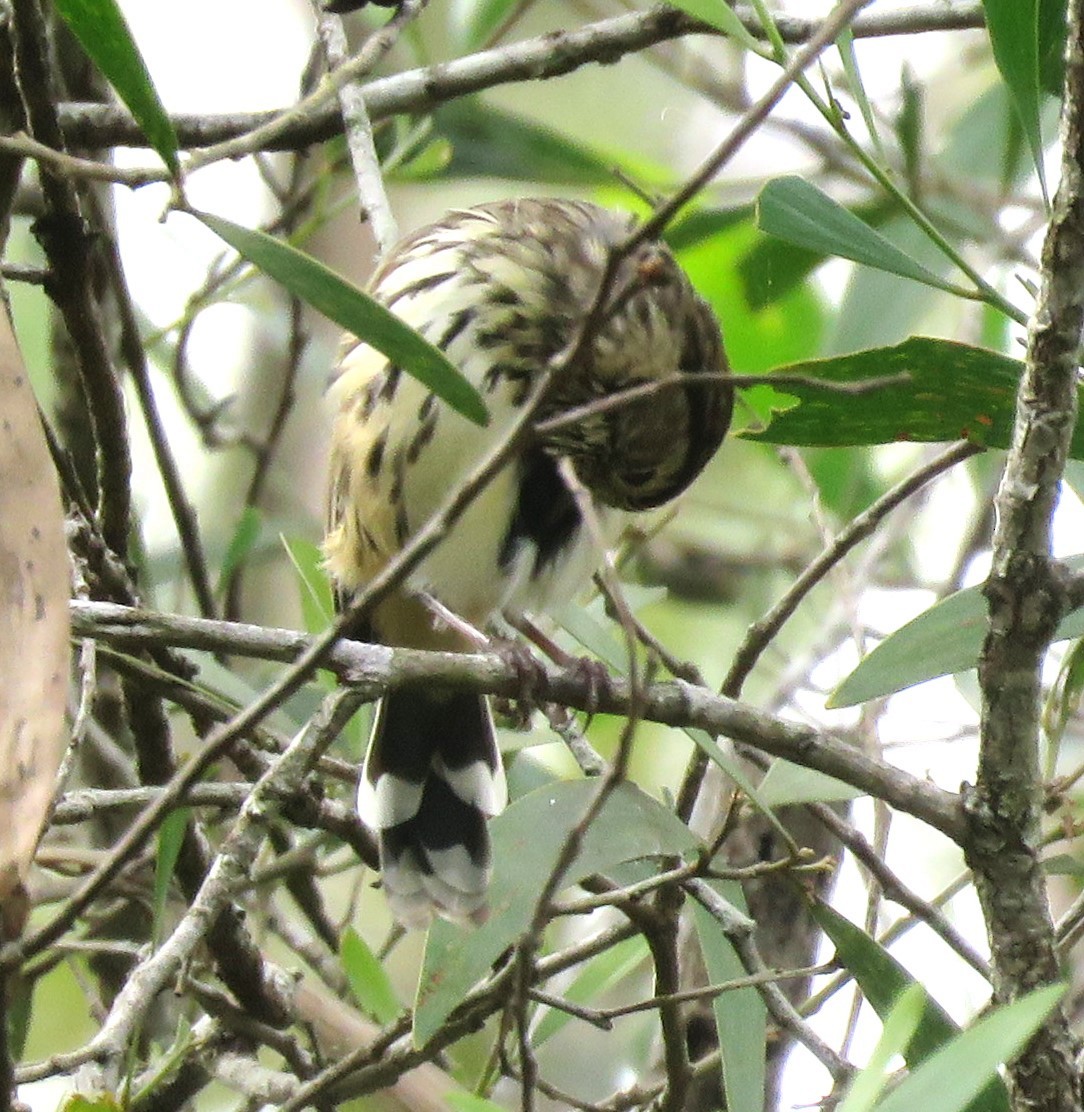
[357,688,507,929]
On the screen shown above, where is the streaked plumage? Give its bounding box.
[324,198,731,927]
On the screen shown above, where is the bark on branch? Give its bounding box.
[967,1,1084,1106]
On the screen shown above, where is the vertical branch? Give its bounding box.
[967,1,1084,1107]
[314,3,423,256]
[9,0,132,558]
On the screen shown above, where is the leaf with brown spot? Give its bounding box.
[0,311,70,940]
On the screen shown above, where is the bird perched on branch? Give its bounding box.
[324,197,731,928]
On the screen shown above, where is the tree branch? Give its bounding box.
[55,4,984,154]
[966,1,1084,1106]
[68,599,965,844]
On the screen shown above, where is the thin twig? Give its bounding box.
[314,6,402,255]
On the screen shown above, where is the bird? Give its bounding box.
[323,197,732,928]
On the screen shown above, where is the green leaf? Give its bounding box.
[757,759,863,807]
[531,935,646,1047]
[5,970,32,1061]
[896,66,924,189]
[839,985,927,1112]
[663,0,764,53]
[837,29,884,161]
[981,0,1049,198]
[1043,853,1084,877]
[814,902,959,1055]
[281,535,335,635]
[683,199,891,311]
[875,985,1065,1112]
[665,205,754,254]
[216,507,262,598]
[756,177,959,294]
[830,555,1084,707]
[690,884,766,1112]
[812,901,1011,1112]
[1038,0,1069,96]
[1040,636,1084,773]
[193,211,488,426]
[745,337,1070,453]
[52,0,178,174]
[555,598,798,850]
[450,0,522,50]
[415,781,699,1046]
[152,807,189,949]
[340,925,401,1024]
[434,100,666,188]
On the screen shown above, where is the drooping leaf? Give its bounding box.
[281,535,335,636]
[756,177,960,294]
[1042,636,1084,751]
[193,211,488,426]
[830,555,1084,707]
[756,759,862,807]
[1037,0,1069,96]
[839,985,927,1112]
[837,29,885,161]
[690,883,766,1112]
[53,0,179,174]
[663,0,764,52]
[813,901,1011,1112]
[340,925,401,1024]
[745,337,1077,455]
[875,985,1064,1112]
[152,808,189,949]
[415,781,700,1046]
[0,312,70,939]
[216,507,262,599]
[981,0,1049,198]
[896,65,924,189]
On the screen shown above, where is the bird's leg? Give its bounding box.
[420,594,542,729]
[505,613,610,718]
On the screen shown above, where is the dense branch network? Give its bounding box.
[0,0,1069,1109]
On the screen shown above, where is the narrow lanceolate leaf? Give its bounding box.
[839,986,927,1112]
[0,312,70,940]
[829,554,1084,707]
[756,177,959,293]
[340,925,401,1024]
[690,884,766,1112]
[194,211,489,426]
[744,337,1084,456]
[663,0,765,53]
[52,0,178,174]
[1037,0,1069,96]
[152,807,189,949]
[875,985,1065,1112]
[981,0,1050,199]
[415,781,700,1046]
[812,901,1010,1112]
